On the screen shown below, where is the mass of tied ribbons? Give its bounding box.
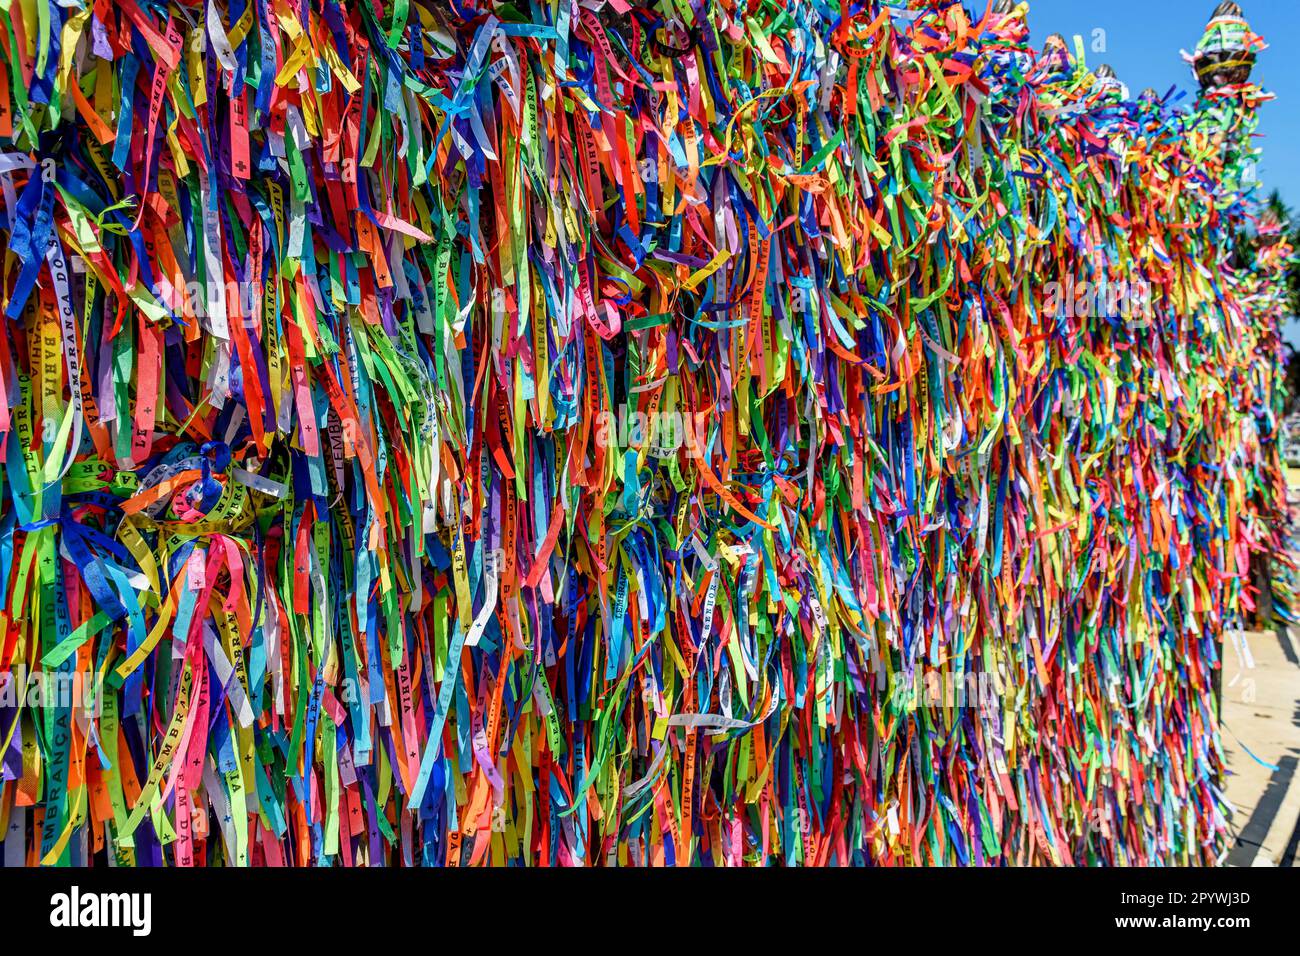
[0,0,1292,867]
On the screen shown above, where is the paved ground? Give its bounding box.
[1220,625,1300,866]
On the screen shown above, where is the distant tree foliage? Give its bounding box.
[1260,192,1300,412]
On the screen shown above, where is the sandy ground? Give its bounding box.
[1220,626,1300,866]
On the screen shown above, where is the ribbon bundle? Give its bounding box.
[0,0,1291,867]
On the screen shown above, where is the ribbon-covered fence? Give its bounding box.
[0,0,1292,866]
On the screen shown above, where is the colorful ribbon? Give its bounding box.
[0,0,1292,867]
